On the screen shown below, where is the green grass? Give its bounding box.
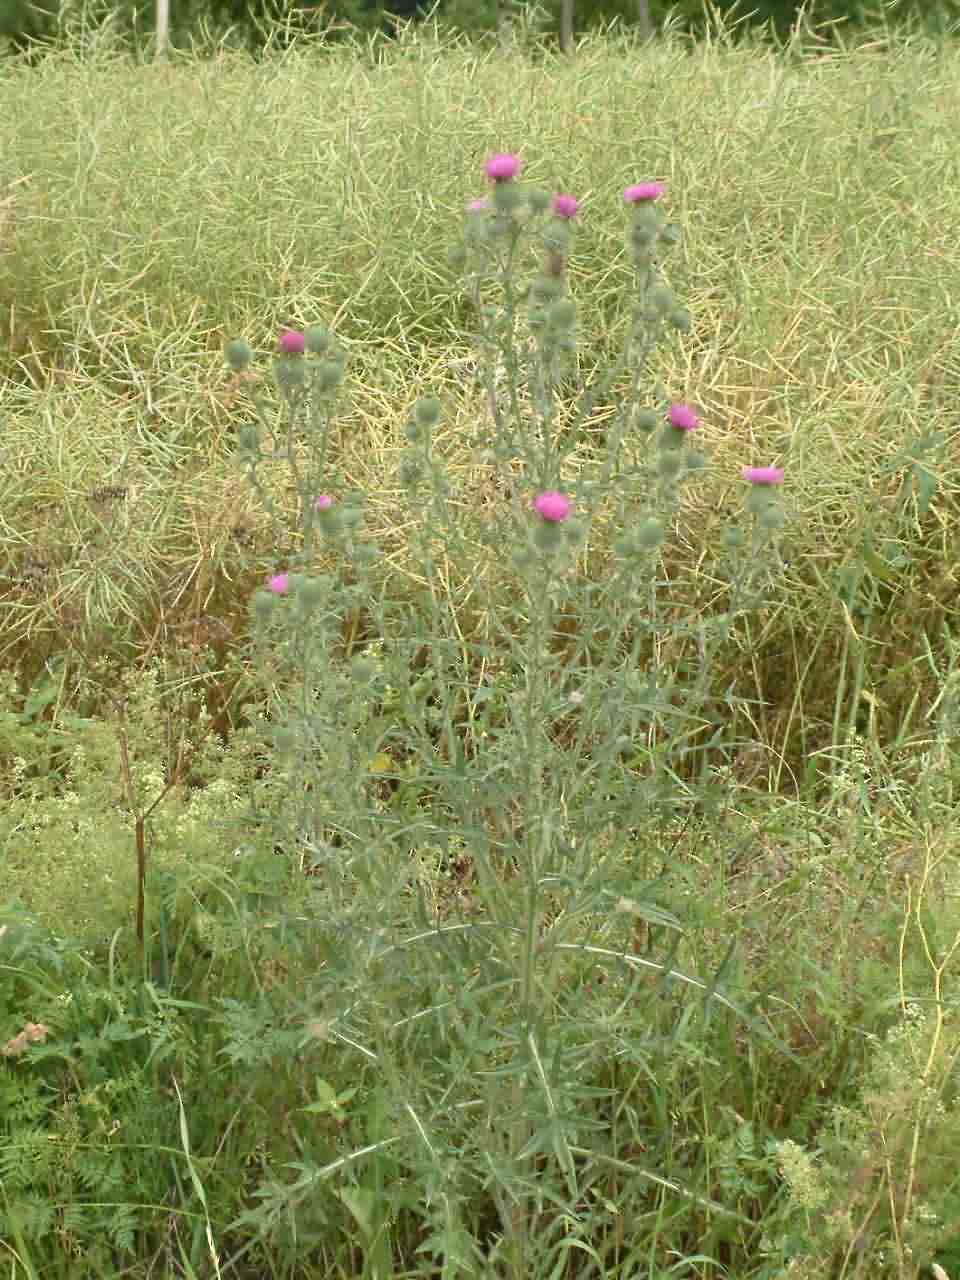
[1,15,960,1280]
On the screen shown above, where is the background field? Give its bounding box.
[1,18,960,1280]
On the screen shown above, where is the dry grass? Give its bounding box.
[1,23,959,773]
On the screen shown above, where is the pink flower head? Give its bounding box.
[268,573,290,595]
[624,182,665,204]
[485,153,521,183]
[278,330,306,355]
[314,494,334,510]
[533,490,572,523]
[467,197,491,213]
[668,403,699,431]
[742,466,784,486]
[552,194,580,219]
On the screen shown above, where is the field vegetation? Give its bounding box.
[1,13,960,1278]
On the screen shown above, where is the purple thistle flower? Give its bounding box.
[314,494,334,510]
[552,194,580,219]
[742,467,784,486]
[268,573,290,594]
[278,330,306,355]
[624,182,665,204]
[668,403,699,431]
[467,197,492,212]
[533,490,572,522]
[485,153,521,183]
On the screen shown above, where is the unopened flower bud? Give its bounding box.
[252,590,276,621]
[305,325,331,354]
[297,576,326,608]
[531,275,565,305]
[400,460,422,489]
[637,517,664,549]
[415,396,441,428]
[548,299,576,331]
[225,338,253,371]
[648,284,675,314]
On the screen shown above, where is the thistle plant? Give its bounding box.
[224,154,790,1275]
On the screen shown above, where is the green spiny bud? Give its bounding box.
[530,275,565,305]
[659,222,682,246]
[305,325,331,354]
[527,189,551,213]
[548,299,576,331]
[400,459,422,489]
[225,338,254,371]
[636,409,659,433]
[297,576,327,609]
[637,517,665,549]
[648,284,675,314]
[351,656,376,683]
[252,590,276,622]
[685,450,707,473]
[669,308,692,333]
[415,396,441,428]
